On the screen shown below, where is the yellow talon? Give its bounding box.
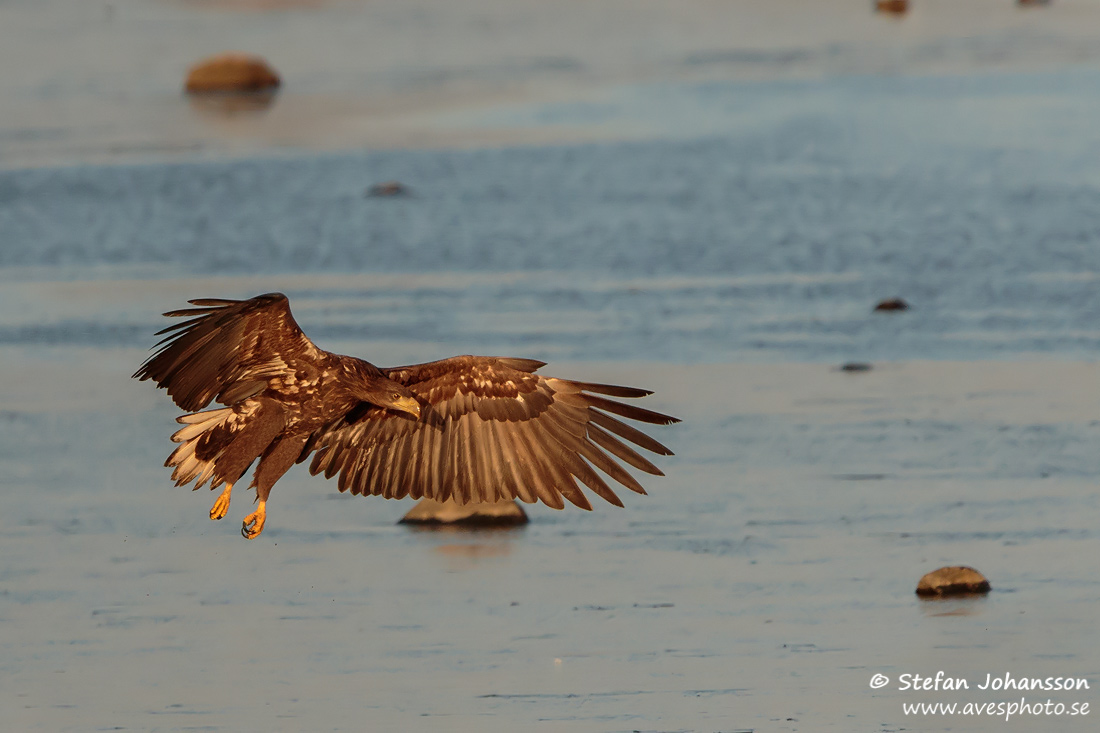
[241,501,267,539]
[209,483,233,520]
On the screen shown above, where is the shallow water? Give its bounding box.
[3,103,1100,365]
[3,344,1099,731]
[2,1,1100,731]
[7,0,1100,166]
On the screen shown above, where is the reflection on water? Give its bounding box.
[433,541,516,571]
[919,596,990,618]
[187,91,280,118]
[180,0,327,9]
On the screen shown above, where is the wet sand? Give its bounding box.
[1,301,1098,730]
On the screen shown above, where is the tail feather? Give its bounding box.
[171,407,233,442]
[163,399,284,491]
[175,407,235,425]
[166,407,239,489]
[194,461,218,489]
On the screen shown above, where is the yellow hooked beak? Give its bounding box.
[393,395,421,420]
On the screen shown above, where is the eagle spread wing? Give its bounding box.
[304,356,679,510]
[137,293,678,536]
[133,293,322,412]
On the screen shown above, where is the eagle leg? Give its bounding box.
[241,501,267,539]
[209,482,233,520]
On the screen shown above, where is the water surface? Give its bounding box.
[1,2,1099,730]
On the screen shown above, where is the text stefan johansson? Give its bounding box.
[897,671,1089,692]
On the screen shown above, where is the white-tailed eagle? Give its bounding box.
[134,293,678,539]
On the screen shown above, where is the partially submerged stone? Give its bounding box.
[873,297,909,312]
[399,498,528,527]
[916,566,991,597]
[366,181,410,198]
[185,53,281,94]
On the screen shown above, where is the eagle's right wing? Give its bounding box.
[304,356,679,510]
[133,293,323,411]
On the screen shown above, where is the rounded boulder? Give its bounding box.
[916,566,991,597]
[185,53,281,94]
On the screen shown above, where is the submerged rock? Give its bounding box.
[916,566,991,597]
[873,297,909,312]
[184,53,281,94]
[399,498,529,527]
[366,181,411,198]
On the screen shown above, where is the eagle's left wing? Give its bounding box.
[133,293,323,411]
[302,356,678,509]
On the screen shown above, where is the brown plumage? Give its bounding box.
[134,293,679,539]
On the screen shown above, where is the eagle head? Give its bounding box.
[344,360,422,420]
[368,380,421,420]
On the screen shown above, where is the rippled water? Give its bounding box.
[3,89,1100,365]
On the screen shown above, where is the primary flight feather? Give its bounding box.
[134,293,679,539]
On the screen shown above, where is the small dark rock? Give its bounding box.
[916,566,991,597]
[840,362,873,372]
[873,298,909,312]
[366,181,410,198]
